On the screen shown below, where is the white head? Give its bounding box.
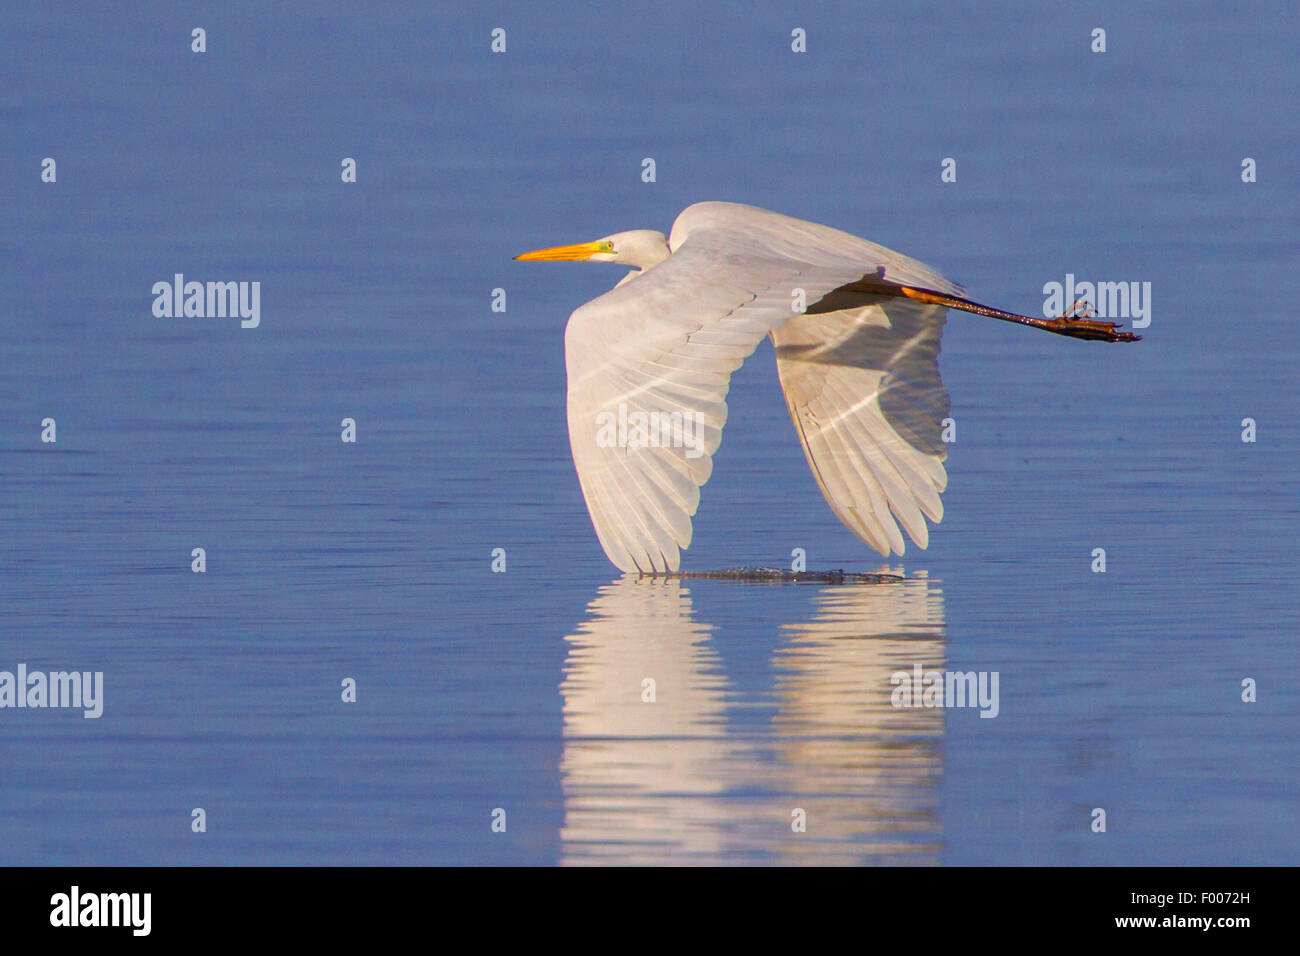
[515,229,670,271]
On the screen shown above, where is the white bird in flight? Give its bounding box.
[516,202,1139,574]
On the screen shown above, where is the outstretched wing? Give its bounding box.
[771,295,949,556]
[565,201,961,573]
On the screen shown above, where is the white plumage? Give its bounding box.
[517,200,1136,573]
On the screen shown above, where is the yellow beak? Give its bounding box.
[513,240,606,261]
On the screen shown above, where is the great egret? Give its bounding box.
[516,201,1139,573]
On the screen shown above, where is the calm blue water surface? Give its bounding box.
[1,1,1297,865]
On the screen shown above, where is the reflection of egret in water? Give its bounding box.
[770,576,946,863]
[559,574,946,865]
[559,577,737,864]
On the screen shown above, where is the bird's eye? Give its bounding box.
[600,241,614,253]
